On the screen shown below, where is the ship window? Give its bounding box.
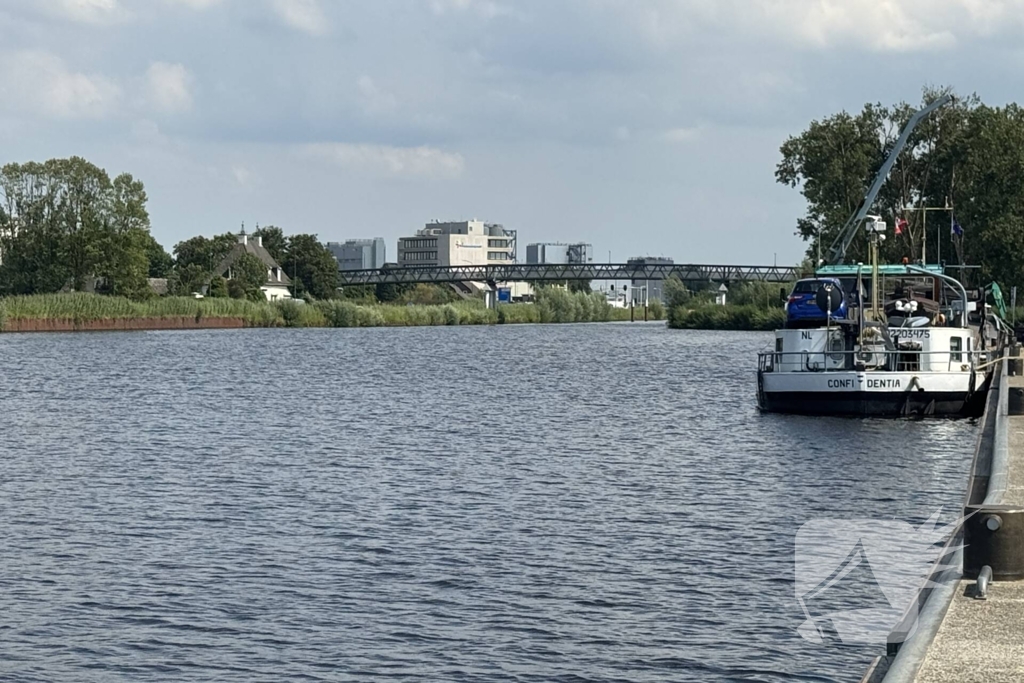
[951,337,963,362]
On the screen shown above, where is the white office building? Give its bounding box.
[398,220,515,267]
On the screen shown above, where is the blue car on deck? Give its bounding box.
[785,278,847,328]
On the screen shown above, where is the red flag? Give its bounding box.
[895,218,908,236]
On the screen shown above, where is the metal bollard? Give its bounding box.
[964,505,1024,581]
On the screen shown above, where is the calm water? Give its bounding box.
[0,324,975,682]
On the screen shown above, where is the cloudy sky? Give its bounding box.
[0,0,1020,264]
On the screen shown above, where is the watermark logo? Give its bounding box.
[794,510,967,645]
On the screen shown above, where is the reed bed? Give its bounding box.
[0,292,665,332]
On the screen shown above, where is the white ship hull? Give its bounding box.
[757,369,982,417]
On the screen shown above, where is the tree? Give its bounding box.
[0,157,161,299]
[169,263,208,296]
[231,252,268,301]
[173,233,237,273]
[777,87,978,265]
[209,275,228,298]
[568,279,591,294]
[777,89,1024,290]
[252,225,287,262]
[227,278,246,299]
[376,282,413,302]
[282,233,338,300]
[98,172,152,298]
[145,233,174,278]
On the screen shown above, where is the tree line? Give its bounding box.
[778,86,1024,291]
[0,157,340,301]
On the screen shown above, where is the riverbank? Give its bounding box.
[667,304,786,331]
[0,292,664,333]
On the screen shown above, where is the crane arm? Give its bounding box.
[826,94,953,265]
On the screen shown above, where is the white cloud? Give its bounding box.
[231,165,252,185]
[356,76,397,115]
[429,0,511,19]
[163,0,223,8]
[269,0,328,35]
[298,143,465,178]
[55,0,125,24]
[0,50,121,119]
[642,0,1009,53]
[145,62,193,114]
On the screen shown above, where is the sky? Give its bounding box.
[1,0,1023,266]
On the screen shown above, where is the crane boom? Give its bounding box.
[826,94,953,265]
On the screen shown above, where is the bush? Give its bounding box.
[667,304,786,331]
[497,304,541,324]
[649,299,665,320]
[277,300,326,328]
[534,287,612,323]
[208,276,228,298]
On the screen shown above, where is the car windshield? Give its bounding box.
[792,280,826,294]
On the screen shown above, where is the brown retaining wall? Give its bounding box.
[1,316,248,333]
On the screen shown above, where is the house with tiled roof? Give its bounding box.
[214,231,293,301]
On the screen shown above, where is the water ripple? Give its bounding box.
[0,325,975,682]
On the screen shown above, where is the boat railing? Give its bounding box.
[758,349,985,374]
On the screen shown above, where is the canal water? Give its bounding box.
[0,324,975,682]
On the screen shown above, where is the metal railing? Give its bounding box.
[758,349,984,375]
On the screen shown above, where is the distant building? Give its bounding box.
[214,231,292,301]
[327,238,386,271]
[398,220,515,267]
[526,242,593,265]
[629,256,675,304]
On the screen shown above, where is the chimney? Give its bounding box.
[256,235,263,248]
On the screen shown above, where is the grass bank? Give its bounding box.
[667,304,786,331]
[0,290,663,332]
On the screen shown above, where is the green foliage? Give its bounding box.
[278,300,326,328]
[668,304,787,331]
[173,233,237,272]
[232,253,267,289]
[726,281,789,309]
[375,282,413,303]
[227,278,246,299]
[663,275,692,308]
[144,233,174,278]
[340,285,377,303]
[648,299,665,320]
[281,233,338,300]
[568,279,592,294]
[0,292,282,326]
[399,283,459,306]
[0,157,165,299]
[498,304,541,324]
[776,87,1024,291]
[168,263,208,296]
[533,287,613,323]
[208,276,228,298]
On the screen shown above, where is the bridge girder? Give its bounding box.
[337,263,800,286]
